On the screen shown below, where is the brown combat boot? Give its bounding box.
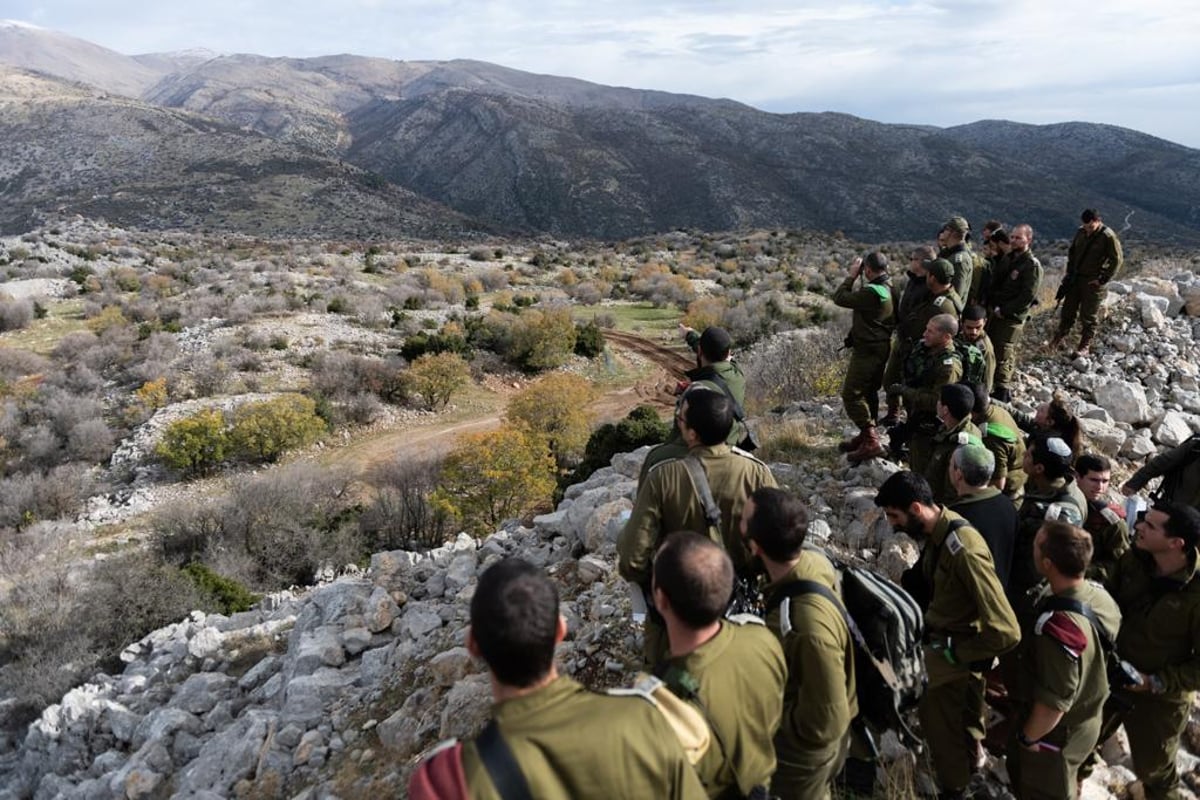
[1073,334,1092,359]
[848,426,884,464]
[838,428,866,452]
[878,402,901,428]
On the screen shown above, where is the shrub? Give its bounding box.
[228,394,326,463]
[407,352,472,411]
[505,373,595,468]
[0,464,96,530]
[573,320,605,358]
[432,426,557,535]
[155,408,229,476]
[154,499,230,566]
[740,328,848,410]
[182,562,260,614]
[0,297,34,331]
[360,457,450,551]
[508,307,577,371]
[399,331,468,362]
[559,405,670,494]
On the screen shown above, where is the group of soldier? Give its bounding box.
[405,211,1200,800]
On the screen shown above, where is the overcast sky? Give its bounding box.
[8,0,1200,148]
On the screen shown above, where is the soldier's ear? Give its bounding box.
[555,615,567,646]
[466,626,481,658]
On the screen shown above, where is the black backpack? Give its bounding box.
[954,340,987,387]
[764,557,926,748]
[1038,595,1142,700]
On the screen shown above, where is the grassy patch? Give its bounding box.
[578,302,682,333]
[0,299,87,354]
[755,417,842,469]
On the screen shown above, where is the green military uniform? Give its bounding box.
[919,509,1021,794]
[1103,546,1200,800]
[978,405,1027,501]
[1008,583,1122,800]
[1124,436,1200,510]
[833,274,895,429]
[763,550,857,800]
[958,331,996,394]
[619,445,777,663]
[454,676,709,799]
[924,417,983,503]
[913,287,965,335]
[1083,500,1129,584]
[939,243,974,303]
[966,250,990,308]
[660,619,786,798]
[1056,223,1123,345]
[987,249,1042,397]
[640,359,749,482]
[900,342,964,471]
[1010,480,1087,620]
[882,270,933,412]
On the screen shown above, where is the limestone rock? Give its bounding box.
[1155,410,1195,447]
[1094,381,1152,425]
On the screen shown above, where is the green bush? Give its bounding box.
[183,562,260,614]
[400,331,469,361]
[574,320,605,358]
[155,408,229,477]
[229,394,326,463]
[558,405,669,496]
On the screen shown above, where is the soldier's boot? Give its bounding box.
[1045,331,1066,350]
[848,426,884,464]
[1073,334,1092,358]
[838,429,866,452]
[878,401,901,428]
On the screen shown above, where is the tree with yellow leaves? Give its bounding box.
[505,373,595,468]
[407,352,472,410]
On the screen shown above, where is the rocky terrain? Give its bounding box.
[3,23,1200,242]
[2,262,1199,799]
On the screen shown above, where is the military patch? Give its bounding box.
[1101,507,1122,525]
[946,531,964,555]
[1044,502,1083,525]
[934,296,947,307]
[942,358,955,366]
[955,431,971,445]
[726,612,766,627]
[1034,610,1087,659]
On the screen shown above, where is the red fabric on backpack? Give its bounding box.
[408,742,469,800]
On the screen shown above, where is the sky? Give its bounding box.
[6,0,1200,148]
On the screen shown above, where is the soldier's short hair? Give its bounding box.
[910,244,937,262]
[983,220,1004,235]
[681,387,734,446]
[990,229,1010,245]
[1028,433,1074,481]
[929,313,959,337]
[864,251,888,273]
[743,487,809,562]
[1013,223,1035,241]
[1038,520,1092,578]
[967,381,990,414]
[1158,502,1200,550]
[1075,453,1112,478]
[471,558,559,688]
[1081,208,1101,223]
[653,532,734,628]
[874,470,935,511]
[952,444,995,488]
[962,305,988,322]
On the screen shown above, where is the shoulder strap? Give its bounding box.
[682,455,723,542]
[690,371,746,421]
[1038,596,1115,652]
[476,720,534,800]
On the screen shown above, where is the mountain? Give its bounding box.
[0,20,163,97]
[2,22,1198,243]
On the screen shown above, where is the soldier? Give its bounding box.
[888,313,964,465]
[958,305,996,395]
[967,383,1027,501]
[641,325,747,482]
[619,388,777,664]
[924,383,983,504]
[1009,434,1088,623]
[1120,434,1200,511]
[987,223,1042,402]
[920,258,966,327]
[949,444,1019,590]
[881,245,936,426]
[741,487,856,800]
[1103,503,1200,800]
[1051,209,1124,358]
[833,251,895,463]
[874,472,1020,799]
[1075,453,1130,583]
[937,216,975,302]
[408,557,708,799]
[969,221,1005,307]
[1008,521,1121,800]
[652,532,786,799]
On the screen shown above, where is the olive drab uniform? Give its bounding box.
[1010,480,1088,621]
[987,248,1042,398]
[1124,435,1200,511]
[441,676,708,799]
[978,405,1027,501]
[1008,583,1122,800]
[833,273,895,429]
[640,359,749,482]
[900,342,965,473]
[658,619,786,799]
[918,509,1021,794]
[958,330,996,394]
[939,242,974,303]
[1083,500,1129,584]
[883,269,933,415]
[619,445,777,664]
[925,417,983,504]
[1056,223,1123,348]
[1103,547,1200,799]
[763,550,857,800]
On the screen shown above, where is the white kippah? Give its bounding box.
[1047,437,1071,458]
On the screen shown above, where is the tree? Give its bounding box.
[432,426,556,535]
[407,352,471,410]
[505,373,595,468]
[155,408,229,476]
[228,394,326,463]
[508,307,577,371]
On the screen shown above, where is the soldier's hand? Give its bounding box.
[849,257,863,279]
[1119,482,1136,497]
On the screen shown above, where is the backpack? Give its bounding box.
[954,340,987,387]
[764,557,926,749]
